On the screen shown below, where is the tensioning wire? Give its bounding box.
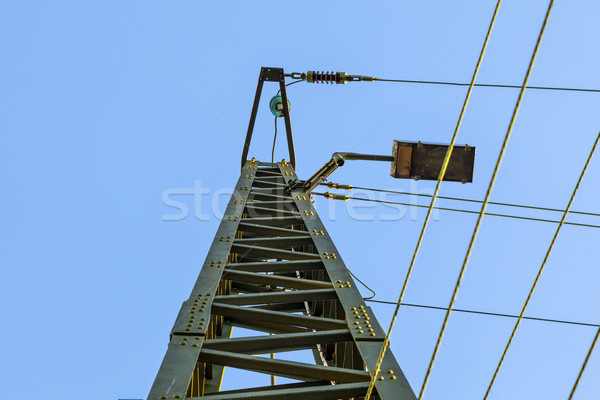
[322,183,600,219]
[311,192,600,230]
[364,2,503,398]
[421,2,555,399]
[366,299,600,329]
[484,128,600,399]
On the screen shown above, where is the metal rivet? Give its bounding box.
[387,370,394,374]
[378,376,385,381]
[390,375,397,380]
[370,333,376,336]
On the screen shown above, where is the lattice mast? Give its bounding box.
[147,67,417,400]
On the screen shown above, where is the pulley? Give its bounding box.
[269,95,291,117]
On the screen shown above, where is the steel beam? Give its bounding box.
[193,382,369,400]
[199,349,371,382]
[203,329,353,354]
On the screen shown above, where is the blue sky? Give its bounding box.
[1,1,599,399]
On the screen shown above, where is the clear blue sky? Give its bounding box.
[1,1,599,399]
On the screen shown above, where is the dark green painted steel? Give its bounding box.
[191,382,370,400]
[148,160,416,400]
[202,329,353,354]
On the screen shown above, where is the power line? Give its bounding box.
[365,2,503,398]
[373,78,600,94]
[483,128,600,399]
[568,326,600,399]
[366,299,600,329]
[312,192,600,230]
[422,2,555,398]
[323,183,600,219]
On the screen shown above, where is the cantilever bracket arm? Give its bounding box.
[241,67,296,170]
[288,152,394,194]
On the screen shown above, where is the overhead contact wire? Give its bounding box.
[364,2,503,399]
[420,2,555,399]
[484,128,600,399]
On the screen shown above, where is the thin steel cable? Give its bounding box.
[322,184,600,219]
[348,268,377,300]
[311,192,600,230]
[419,2,555,398]
[272,116,278,163]
[367,299,600,329]
[364,2,503,398]
[568,325,600,399]
[484,128,600,399]
[372,78,600,94]
[99,330,169,400]
[349,4,497,152]
[277,77,306,95]
[272,78,304,163]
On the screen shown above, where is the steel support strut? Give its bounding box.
[241,67,296,170]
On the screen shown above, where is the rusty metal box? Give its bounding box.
[391,140,475,183]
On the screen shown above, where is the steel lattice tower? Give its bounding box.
[148,67,417,400]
